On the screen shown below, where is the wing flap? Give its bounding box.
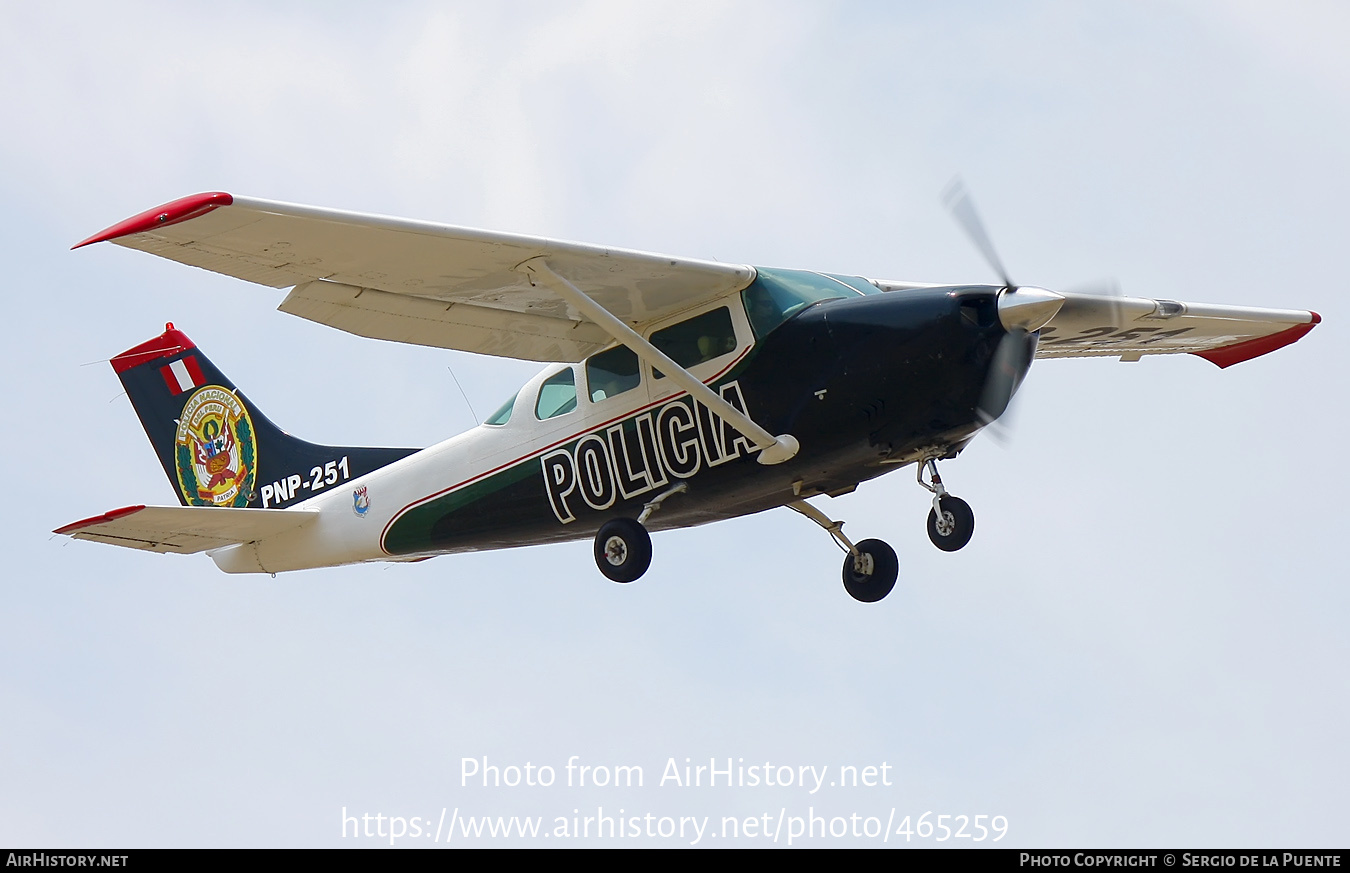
[55,505,318,554]
[1036,293,1319,365]
[279,281,613,362]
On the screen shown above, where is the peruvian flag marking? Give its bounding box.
[161,355,205,395]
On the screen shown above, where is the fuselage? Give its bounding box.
[212,276,1013,574]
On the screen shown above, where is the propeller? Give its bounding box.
[941,178,1072,436]
[941,179,1016,291]
[976,324,1035,429]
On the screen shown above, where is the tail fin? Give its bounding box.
[112,323,419,509]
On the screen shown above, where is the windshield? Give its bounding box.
[742,267,873,338]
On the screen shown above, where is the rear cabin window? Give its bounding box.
[586,345,641,401]
[535,369,577,420]
[650,306,737,379]
[484,390,518,426]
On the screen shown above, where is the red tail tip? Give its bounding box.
[110,324,198,374]
[54,505,147,535]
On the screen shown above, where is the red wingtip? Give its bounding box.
[72,191,233,249]
[111,324,198,374]
[1192,313,1320,369]
[54,505,147,535]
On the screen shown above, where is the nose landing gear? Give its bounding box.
[918,458,975,552]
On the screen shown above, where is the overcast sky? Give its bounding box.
[1,0,1345,848]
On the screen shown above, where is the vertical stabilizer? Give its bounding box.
[112,323,419,509]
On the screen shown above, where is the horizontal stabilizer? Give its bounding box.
[54,505,318,554]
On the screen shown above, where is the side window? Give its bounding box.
[586,345,640,402]
[483,390,518,426]
[535,369,577,420]
[651,306,737,379]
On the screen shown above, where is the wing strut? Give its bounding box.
[517,258,800,465]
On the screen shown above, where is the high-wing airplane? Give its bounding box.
[56,189,1319,602]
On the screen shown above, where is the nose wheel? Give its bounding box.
[927,495,974,551]
[918,458,975,551]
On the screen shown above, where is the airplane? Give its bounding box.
[55,187,1320,602]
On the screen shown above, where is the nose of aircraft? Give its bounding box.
[997,286,1064,332]
[979,287,1062,429]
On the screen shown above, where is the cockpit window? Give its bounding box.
[483,390,518,426]
[743,267,866,339]
[586,345,640,402]
[535,368,578,420]
[650,306,737,379]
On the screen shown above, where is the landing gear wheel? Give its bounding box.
[593,518,652,583]
[927,496,975,552]
[841,539,899,603]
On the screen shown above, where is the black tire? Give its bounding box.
[841,538,898,603]
[927,495,975,552]
[593,518,652,583]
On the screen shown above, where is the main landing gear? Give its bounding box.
[842,539,899,603]
[918,458,975,552]
[591,482,687,583]
[787,500,899,603]
[594,518,651,583]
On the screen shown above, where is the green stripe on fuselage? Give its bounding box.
[383,358,764,556]
[383,459,538,555]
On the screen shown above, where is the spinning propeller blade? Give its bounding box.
[942,178,1016,290]
[976,326,1036,430]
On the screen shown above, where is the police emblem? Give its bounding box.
[174,386,257,507]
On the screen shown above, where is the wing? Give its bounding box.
[1034,292,1319,367]
[54,504,317,554]
[75,193,754,362]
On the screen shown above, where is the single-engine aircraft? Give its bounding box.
[57,188,1319,601]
